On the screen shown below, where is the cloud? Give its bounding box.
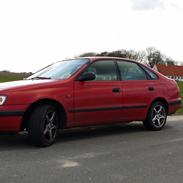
[130,0,163,11]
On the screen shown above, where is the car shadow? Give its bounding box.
[0,122,172,150]
[0,132,32,150]
[56,122,146,143]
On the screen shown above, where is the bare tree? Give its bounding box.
[146,47,164,67]
[79,52,97,57]
[78,47,177,67]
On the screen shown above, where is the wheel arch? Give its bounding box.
[149,97,169,114]
[20,98,67,131]
[143,97,168,131]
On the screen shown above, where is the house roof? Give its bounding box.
[154,64,183,76]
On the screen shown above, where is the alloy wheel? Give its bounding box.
[152,105,166,128]
[43,111,57,142]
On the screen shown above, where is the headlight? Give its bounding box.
[0,96,7,105]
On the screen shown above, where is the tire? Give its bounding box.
[28,105,59,147]
[143,101,167,131]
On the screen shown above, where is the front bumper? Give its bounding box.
[0,105,26,132]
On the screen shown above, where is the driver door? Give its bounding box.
[73,60,123,126]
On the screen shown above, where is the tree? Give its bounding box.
[79,52,97,57]
[78,47,177,67]
[146,47,164,67]
[165,57,175,65]
[97,52,108,56]
[136,51,146,63]
[96,49,146,62]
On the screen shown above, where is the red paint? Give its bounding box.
[0,57,181,132]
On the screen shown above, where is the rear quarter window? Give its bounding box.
[141,65,158,80]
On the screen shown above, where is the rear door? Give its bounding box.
[117,61,156,121]
[73,60,123,126]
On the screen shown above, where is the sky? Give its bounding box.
[0,0,183,72]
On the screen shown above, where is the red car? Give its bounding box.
[0,57,181,146]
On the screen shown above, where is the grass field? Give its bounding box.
[0,72,31,83]
[176,81,183,114]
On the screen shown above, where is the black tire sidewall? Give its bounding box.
[28,105,59,147]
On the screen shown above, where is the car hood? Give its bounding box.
[0,79,56,92]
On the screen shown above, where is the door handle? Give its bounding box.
[148,86,155,91]
[112,88,121,93]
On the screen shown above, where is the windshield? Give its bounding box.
[27,59,89,80]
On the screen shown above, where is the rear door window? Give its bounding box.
[117,61,147,80]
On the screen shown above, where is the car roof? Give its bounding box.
[80,56,139,63]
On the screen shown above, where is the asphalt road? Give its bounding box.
[0,115,183,183]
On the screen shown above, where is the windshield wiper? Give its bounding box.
[30,76,52,80]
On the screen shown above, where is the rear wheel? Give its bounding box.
[28,105,59,147]
[143,101,167,131]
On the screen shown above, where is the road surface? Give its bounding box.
[0,115,183,183]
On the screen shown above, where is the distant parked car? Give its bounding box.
[0,57,181,146]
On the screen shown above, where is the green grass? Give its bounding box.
[176,81,183,114]
[0,72,31,83]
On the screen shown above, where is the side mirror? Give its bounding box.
[78,72,96,81]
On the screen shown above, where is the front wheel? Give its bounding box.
[28,105,59,147]
[143,101,167,131]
